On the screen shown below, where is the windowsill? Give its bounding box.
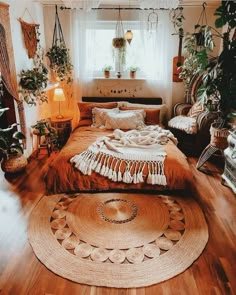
[93,77,146,81]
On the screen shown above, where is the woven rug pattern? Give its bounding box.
[28,193,208,288]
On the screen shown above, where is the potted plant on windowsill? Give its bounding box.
[102,65,113,78]
[0,108,27,173]
[129,66,140,79]
[201,1,236,148]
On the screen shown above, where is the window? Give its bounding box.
[90,21,146,78]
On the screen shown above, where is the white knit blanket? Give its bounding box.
[70,126,177,186]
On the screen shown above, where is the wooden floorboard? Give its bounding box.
[0,152,235,295]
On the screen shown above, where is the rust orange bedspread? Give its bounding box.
[45,126,193,194]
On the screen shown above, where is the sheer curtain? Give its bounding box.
[139,9,175,117]
[69,8,176,117]
[70,9,97,99]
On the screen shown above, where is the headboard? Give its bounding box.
[82,96,163,105]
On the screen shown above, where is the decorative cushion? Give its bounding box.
[104,111,146,130]
[168,115,198,134]
[187,101,204,118]
[119,106,160,125]
[92,107,119,128]
[78,102,118,126]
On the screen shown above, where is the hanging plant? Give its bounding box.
[19,28,49,106]
[46,42,73,83]
[46,6,73,84]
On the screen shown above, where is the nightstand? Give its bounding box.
[51,116,72,147]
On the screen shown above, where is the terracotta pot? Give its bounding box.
[104,71,110,78]
[130,71,136,79]
[1,154,28,174]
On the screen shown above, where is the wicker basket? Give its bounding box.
[210,122,229,149]
[1,154,28,174]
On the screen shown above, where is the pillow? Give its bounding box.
[92,107,119,128]
[118,102,167,125]
[78,102,118,126]
[187,101,204,118]
[104,111,146,130]
[119,106,160,125]
[168,115,198,134]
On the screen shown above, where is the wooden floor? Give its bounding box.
[0,151,235,295]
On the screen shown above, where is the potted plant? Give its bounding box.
[31,119,57,137]
[201,0,236,148]
[0,108,27,173]
[19,65,48,106]
[46,42,73,84]
[102,65,113,78]
[179,25,215,91]
[129,66,140,79]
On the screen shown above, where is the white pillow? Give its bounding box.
[92,107,119,128]
[168,115,198,134]
[104,111,146,130]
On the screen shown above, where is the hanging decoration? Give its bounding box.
[18,17,39,59]
[46,5,73,84]
[124,0,133,45]
[112,7,126,78]
[194,2,208,46]
[147,10,158,34]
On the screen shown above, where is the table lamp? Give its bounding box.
[53,88,65,119]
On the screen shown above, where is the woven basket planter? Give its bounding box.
[210,122,229,149]
[1,154,28,174]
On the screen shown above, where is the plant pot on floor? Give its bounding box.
[210,122,229,150]
[1,154,28,174]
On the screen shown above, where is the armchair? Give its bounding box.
[168,73,218,156]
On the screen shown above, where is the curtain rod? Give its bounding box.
[60,6,178,10]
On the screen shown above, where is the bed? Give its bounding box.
[45,98,192,194]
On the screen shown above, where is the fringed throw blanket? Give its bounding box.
[70,126,177,186]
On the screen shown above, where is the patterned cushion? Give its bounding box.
[168,115,198,134]
[92,107,119,128]
[104,111,146,130]
[187,101,204,118]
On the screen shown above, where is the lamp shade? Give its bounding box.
[53,88,66,102]
[125,30,133,44]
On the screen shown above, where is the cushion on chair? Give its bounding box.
[168,115,198,134]
[187,101,204,118]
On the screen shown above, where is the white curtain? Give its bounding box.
[69,8,176,117]
[139,10,175,117]
[70,9,97,99]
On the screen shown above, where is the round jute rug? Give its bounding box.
[28,192,208,288]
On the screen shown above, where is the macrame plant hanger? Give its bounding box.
[195,2,207,47]
[52,5,65,47]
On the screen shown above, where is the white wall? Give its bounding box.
[2,0,49,156]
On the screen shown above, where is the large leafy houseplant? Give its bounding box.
[179,24,215,90]
[202,0,236,127]
[0,107,27,173]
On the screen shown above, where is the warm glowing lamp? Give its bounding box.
[53,88,66,119]
[125,30,133,44]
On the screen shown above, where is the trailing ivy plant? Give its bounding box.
[19,31,49,106]
[46,42,73,84]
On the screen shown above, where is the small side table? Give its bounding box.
[51,116,72,147]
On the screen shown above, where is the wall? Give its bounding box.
[2,0,49,157]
